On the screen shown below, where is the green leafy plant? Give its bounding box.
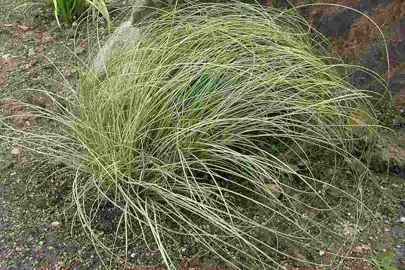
[51,0,86,22]
[41,0,112,32]
[374,252,397,270]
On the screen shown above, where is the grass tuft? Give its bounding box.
[1,1,390,269]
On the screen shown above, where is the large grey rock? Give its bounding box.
[92,20,142,75]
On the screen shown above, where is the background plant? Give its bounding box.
[373,251,397,270]
[36,0,112,32]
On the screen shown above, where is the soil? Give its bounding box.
[1,0,405,269]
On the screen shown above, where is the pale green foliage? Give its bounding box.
[74,3,386,268]
[130,0,268,24]
[0,2,390,269]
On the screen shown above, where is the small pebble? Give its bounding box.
[50,221,60,229]
[28,48,35,57]
[400,216,405,223]
[11,145,21,156]
[74,46,85,54]
[36,252,44,259]
[238,252,246,260]
[152,251,161,260]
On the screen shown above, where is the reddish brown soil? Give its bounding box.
[8,22,56,54]
[331,0,405,59]
[0,21,56,86]
[383,64,405,80]
[0,99,36,130]
[389,144,405,159]
[0,57,22,86]
[395,91,405,107]
[28,93,52,109]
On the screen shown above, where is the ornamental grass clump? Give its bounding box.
[0,2,389,269]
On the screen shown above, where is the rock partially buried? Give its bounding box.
[28,48,35,57]
[50,221,60,230]
[92,20,142,76]
[11,145,21,156]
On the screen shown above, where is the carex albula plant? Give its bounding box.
[1,1,390,269]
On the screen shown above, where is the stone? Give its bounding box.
[74,46,85,55]
[28,48,35,57]
[11,145,21,156]
[390,229,405,239]
[317,9,361,38]
[50,221,60,229]
[92,20,142,76]
[396,245,405,269]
